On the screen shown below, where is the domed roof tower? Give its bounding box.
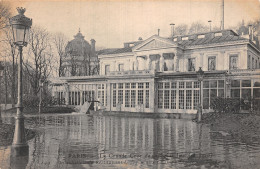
[65,29,92,57]
[62,29,99,77]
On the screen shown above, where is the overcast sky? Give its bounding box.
[8,0,260,49]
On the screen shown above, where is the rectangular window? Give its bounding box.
[118,64,124,71]
[105,65,110,75]
[242,80,251,87]
[171,90,176,109]
[118,83,123,89]
[112,83,116,89]
[193,90,200,109]
[179,90,184,109]
[229,54,238,70]
[118,90,123,104]
[138,83,144,89]
[208,56,216,71]
[188,58,196,71]
[138,90,144,105]
[112,90,117,107]
[131,83,136,88]
[145,90,149,108]
[125,83,130,89]
[125,90,130,107]
[179,82,185,88]
[203,80,225,109]
[186,82,192,88]
[194,82,200,88]
[158,90,163,109]
[164,90,170,109]
[231,80,240,87]
[146,83,149,88]
[131,90,136,107]
[171,82,177,88]
[186,90,192,109]
[101,91,104,105]
[158,82,163,89]
[165,82,170,89]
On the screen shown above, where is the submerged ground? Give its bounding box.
[0,110,260,169]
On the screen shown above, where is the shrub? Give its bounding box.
[23,94,64,108]
[211,97,240,113]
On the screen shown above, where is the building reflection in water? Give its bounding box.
[1,114,259,168]
[22,115,215,168]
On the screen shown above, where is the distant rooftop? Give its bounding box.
[173,30,246,47]
[99,29,249,55]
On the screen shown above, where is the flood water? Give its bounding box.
[0,114,260,169]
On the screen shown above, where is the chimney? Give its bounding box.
[158,29,160,36]
[90,39,96,52]
[170,23,175,37]
[208,20,212,31]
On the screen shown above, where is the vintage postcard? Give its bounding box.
[0,0,260,168]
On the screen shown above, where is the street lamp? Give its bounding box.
[196,67,204,122]
[9,7,32,156]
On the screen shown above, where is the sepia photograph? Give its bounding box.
[0,0,260,168]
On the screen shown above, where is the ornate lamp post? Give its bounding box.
[0,62,4,124]
[196,67,204,122]
[9,7,32,156]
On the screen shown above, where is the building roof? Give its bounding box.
[98,47,132,55]
[99,29,252,55]
[176,34,246,47]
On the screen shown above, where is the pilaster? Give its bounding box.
[159,53,164,72]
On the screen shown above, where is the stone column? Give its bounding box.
[159,54,164,72]
[221,51,227,70]
[241,49,248,69]
[135,56,138,70]
[114,61,118,71]
[174,55,179,71]
[100,61,103,75]
[65,83,70,105]
[199,53,204,70]
[146,56,151,70]
[80,91,83,105]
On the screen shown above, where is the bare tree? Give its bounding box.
[23,26,53,95]
[175,24,188,35]
[0,29,17,107]
[188,21,208,34]
[0,1,11,31]
[52,32,68,77]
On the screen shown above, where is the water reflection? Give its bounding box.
[0,114,260,169]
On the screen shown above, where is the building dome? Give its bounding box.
[65,29,92,57]
[61,29,98,77]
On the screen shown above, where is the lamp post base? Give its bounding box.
[11,144,29,157]
[11,115,29,157]
[197,106,202,122]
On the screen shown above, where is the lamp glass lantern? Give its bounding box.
[9,7,32,47]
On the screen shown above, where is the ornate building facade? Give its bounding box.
[61,30,99,77]
[51,29,260,115]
